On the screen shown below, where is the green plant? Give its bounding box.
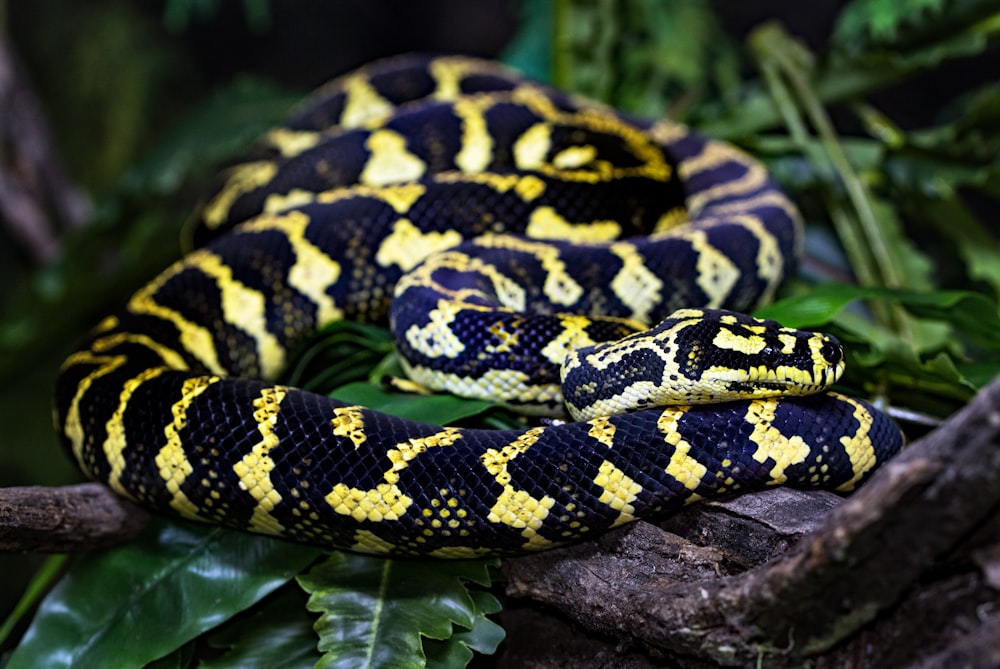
[3,1,999,666]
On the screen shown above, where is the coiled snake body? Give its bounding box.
[54,55,903,558]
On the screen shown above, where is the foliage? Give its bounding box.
[3,0,1000,666]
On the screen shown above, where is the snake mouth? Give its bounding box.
[725,380,828,396]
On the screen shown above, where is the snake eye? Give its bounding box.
[759,344,782,366]
[820,339,843,366]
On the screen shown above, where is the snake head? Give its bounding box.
[561,308,845,421]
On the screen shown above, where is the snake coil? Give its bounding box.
[54,55,903,557]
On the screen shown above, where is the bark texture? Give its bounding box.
[3,380,999,666]
[499,377,1000,667]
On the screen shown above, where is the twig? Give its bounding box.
[0,35,90,264]
[0,483,149,553]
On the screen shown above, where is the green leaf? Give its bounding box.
[833,0,948,47]
[423,591,506,669]
[6,519,320,669]
[500,0,553,81]
[0,554,68,647]
[757,283,1000,349]
[201,586,320,669]
[124,76,300,196]
[331,382,498,425]
[282,320,395,392]
[298,553,502,669]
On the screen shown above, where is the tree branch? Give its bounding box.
[505,376,1000,667]
[0,35,90,263]
[0,483,149,553]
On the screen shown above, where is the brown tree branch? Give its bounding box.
[0,35,90,263]
[0,483,149,553]
[505,376,1000,667]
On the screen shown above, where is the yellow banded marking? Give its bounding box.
[587,416,616,449]
[648,119,690,146]
[351,529,398,555]
[453,96,493,173]
[128,259,225,375]
[732,214,785,305]
[570,315,696,374]
[89,332,189,371]
[240,210,344,325]
[610,241,663,323]
[157,375,221,518]
[593,460,642,527]
[326,428,462,523]
[653,206,689,233]
[360,129,426,185]
[202,161,278,228]
[403,299,468,359]
[331,405,367,449]
[340,74,395,128]
[394,250,526,311]
[265,128,320,157]
[513,122,552,170]
[712,328,767,355]
[187,250,286,379]
[272,182,428,216]
[474,235,583,306]
[262,188,318,215]
[525,206,620,242]
[658,408,708,499]
[327,483,412,524]
[401,362,561,414]
[60,351,127,466]
[833,393,878,492]
[94,315,119,333]
[375,218,462,271]
[540,315,598,367]
[482,428,555,545]
[104,366,170,497]
[433,172,546,202]
[745,398,811,484]
[233,386,288,535]
[426,545,495,559]
[553,145,597,169]
[680,141,767,215]
[429,57,512,100]
[672,228,740,307]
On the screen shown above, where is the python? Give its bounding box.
[54,55,903,558]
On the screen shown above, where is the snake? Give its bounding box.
[53,55,903,558]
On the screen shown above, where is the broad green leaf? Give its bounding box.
[423,590,506,669]
[330,382,498,425]
[7,520,320,669]
[298,553,501,669]
[756,283,1000,349]
[201,587,320,669]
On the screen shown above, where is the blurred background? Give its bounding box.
[3,0,999,646]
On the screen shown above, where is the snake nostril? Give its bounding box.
[820,339,843,366]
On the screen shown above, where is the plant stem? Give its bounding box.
[750,23,915,345]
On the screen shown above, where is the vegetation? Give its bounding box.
[1,0,999,666]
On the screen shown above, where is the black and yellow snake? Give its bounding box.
[54,55,903,558]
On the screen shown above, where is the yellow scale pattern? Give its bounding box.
[52,55,900,558]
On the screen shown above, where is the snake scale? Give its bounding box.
[54,55,903,558]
